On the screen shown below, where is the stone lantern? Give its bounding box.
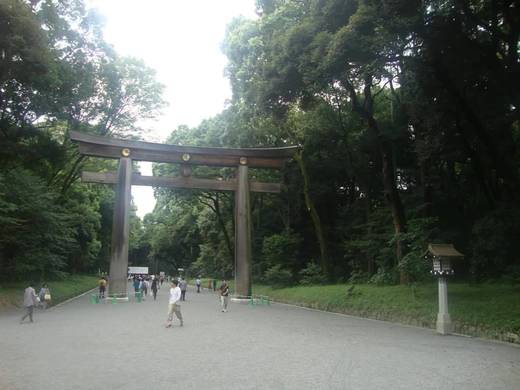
[424,244,464,335]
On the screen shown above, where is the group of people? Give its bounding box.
[21,276,231,326]
[20,282,52,324]
[131,275,161,300]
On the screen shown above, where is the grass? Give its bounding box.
[0,275,99,311]
[250,282,520,343]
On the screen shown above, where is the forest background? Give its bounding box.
[1,0,519,291]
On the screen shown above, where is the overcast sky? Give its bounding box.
[86,0,256,218]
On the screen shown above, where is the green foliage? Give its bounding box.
[263,264,293,288]
[368,267,399,286]
[470,207,520,281]
[261,230,301,273]
[0,0,165,280]
[5,0,517,287]
[0,169,75,280]
[252,282,520,341]
[394,217,440,282]
[0,275,98,310]
[299,262,327,285]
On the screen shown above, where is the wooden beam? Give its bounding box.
[70,131,299,169]
[81,171,281,193]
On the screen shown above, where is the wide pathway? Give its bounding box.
[1,283,519,390]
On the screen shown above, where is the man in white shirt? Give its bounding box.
[166,280,183,328]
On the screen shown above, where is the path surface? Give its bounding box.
[1,284,519,390]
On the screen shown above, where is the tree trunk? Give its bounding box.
[294,150,328,276]
[346,77,408,283]
[213,193,234,264]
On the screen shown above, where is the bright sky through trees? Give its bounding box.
[87,0,256,217]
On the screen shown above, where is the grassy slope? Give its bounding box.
[251,282,520,343]
[0,275,98,311]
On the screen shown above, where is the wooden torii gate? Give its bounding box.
[70,131,298,299]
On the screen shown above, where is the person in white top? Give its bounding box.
[165,280,183,328]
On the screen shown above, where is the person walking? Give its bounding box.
[151,277,158,301]
[212,279,217,292]
[219,280,230,312]
[133,277,140,296]
[179,278,187,301]
[165,280,183,328]
[20,283,38,323]
[98,277,107,299]
[141,278,149,297]
[196,277,201,293]
[38,283,51,310]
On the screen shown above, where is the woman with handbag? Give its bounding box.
[38,283,51,310]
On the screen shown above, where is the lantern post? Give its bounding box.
[425,244,464,335]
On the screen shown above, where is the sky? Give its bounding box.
[86,0,256,218]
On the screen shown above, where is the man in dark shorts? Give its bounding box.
[98,277,107,298]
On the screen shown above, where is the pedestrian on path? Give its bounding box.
[98,277,107,299]
[165,280,183,328]
[133,277,140,296]
[151,277,158,300]
[179,278,187,301]
[141,278,149,297]
[38,283,51,309]
[219,280,230,312]
[212,279,217,291]
[20,283,38,323]
[196,277,201,293]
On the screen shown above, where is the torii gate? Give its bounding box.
[70,131,298,299]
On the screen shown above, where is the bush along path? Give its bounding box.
[251,282,520,344]
[0,275,99,312]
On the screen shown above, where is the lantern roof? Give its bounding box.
[426,244,464,258]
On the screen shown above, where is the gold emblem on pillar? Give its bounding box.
[239,157,248,165]
[181,153,191,162]
[121,148,131,157]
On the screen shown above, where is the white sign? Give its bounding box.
[128,266,149,275]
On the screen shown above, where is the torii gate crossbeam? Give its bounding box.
[70,131,298,299]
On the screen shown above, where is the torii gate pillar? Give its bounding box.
[235,160,252,297]
[109,156,132,298]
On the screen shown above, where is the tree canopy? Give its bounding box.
[0,0,165,281]
[2,0,518,285]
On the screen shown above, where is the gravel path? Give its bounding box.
[1,283,519,390]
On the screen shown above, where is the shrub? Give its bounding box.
[368,267,399,285]
[262,230,301,269]
[299,262,327,285]
[470,207,520,280]
[348,270,370,284]
[264,264,293,288]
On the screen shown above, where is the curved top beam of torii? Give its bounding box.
[70,131,299,169]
